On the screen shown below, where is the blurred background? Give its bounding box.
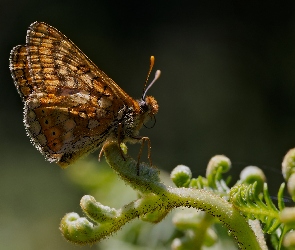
[1,1,295,249]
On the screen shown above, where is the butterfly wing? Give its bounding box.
[9,22,138,166]
[24,92,123,166]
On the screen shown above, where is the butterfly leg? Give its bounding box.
[98,145,106,161]
[138,137,152,165]
[133,136,152,175]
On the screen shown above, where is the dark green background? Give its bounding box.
[1,1,295,249]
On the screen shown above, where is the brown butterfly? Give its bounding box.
[9,21,160,170]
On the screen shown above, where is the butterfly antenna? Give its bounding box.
[142,56,161,100]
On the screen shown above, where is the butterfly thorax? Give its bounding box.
[119,95,158,143]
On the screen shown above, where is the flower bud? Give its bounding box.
[240,166,266,192]
[206,155,231,177]
[171,165,192,187]
[282,148,295,181]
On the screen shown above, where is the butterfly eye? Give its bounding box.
[144,95,158,115]
[143,114,156,129]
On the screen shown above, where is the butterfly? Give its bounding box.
[9,21,160,170]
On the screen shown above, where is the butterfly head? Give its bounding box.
[139,95,158,117]
[134,95,158,133]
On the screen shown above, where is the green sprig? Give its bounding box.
[60,142,261,249]
[229,183,281,233]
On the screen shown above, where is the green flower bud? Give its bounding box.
[60,212,95,243]
[80,195,117,222]
[282,148,295,181]
[171,165,192,187]
[280,207,295,227]
[206,155,231,177]
[287,174,295,201]
[283,231,295,249]
[240,166,266,192]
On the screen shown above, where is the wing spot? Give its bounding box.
[63,131,74,143]
[37,134,47,146]
[98,96,113,108]
[28,121,41,135]
[64,119,76,131]
[48,138,62,152]
[27,110,36,121]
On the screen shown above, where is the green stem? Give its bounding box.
[60,142,261,249]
